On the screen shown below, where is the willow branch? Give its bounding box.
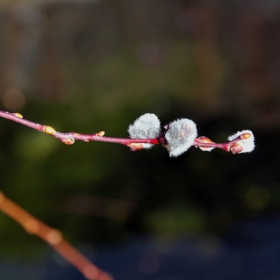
[0,111,158,149]
[0,111,254,154]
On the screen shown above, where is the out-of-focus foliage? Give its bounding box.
[0,0,279,259]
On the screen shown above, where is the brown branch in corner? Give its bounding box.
[0,192,113,280]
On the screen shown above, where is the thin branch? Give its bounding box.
[0,110,254,154]
[0,192,113,280]
[0,111,158,149]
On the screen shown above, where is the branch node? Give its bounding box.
[83,265,99,280]
[47,229,63,245]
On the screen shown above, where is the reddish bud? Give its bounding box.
[128,143,144,151]
[241,132,252,139]
[62,138,75,145]
[228,130,255,153]
[230,143,243,154]
[196,136,215,152]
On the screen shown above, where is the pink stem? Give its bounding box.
[0,111,159,147]
[55,132,160,146]
[0,110,236,151]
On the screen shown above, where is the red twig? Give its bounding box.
[0,110,250,153]
[0,111,158,148]
[0,192,113,280]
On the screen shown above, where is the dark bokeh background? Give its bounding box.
[0,0,279,279]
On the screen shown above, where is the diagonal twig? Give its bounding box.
[0,192,113,280]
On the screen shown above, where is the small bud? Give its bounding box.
[164,123,169,130]
[14,112,23,118]
[97,131,105,137]
[164,118,197,157]
[196,136,215,152]
[228,130,255,153]
[44,125,56,135]
[241,132,252,139]
[128,113,161,149]
[230,143,243,154]
[61,138,75,145]
[128,143,144,151]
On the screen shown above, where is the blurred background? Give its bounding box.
[0,0,279,279]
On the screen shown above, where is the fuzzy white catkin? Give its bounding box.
[165,119,197,157]
[128,113,161,148]
[228,130,255,153]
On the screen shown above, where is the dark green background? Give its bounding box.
[0,0,278,264]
